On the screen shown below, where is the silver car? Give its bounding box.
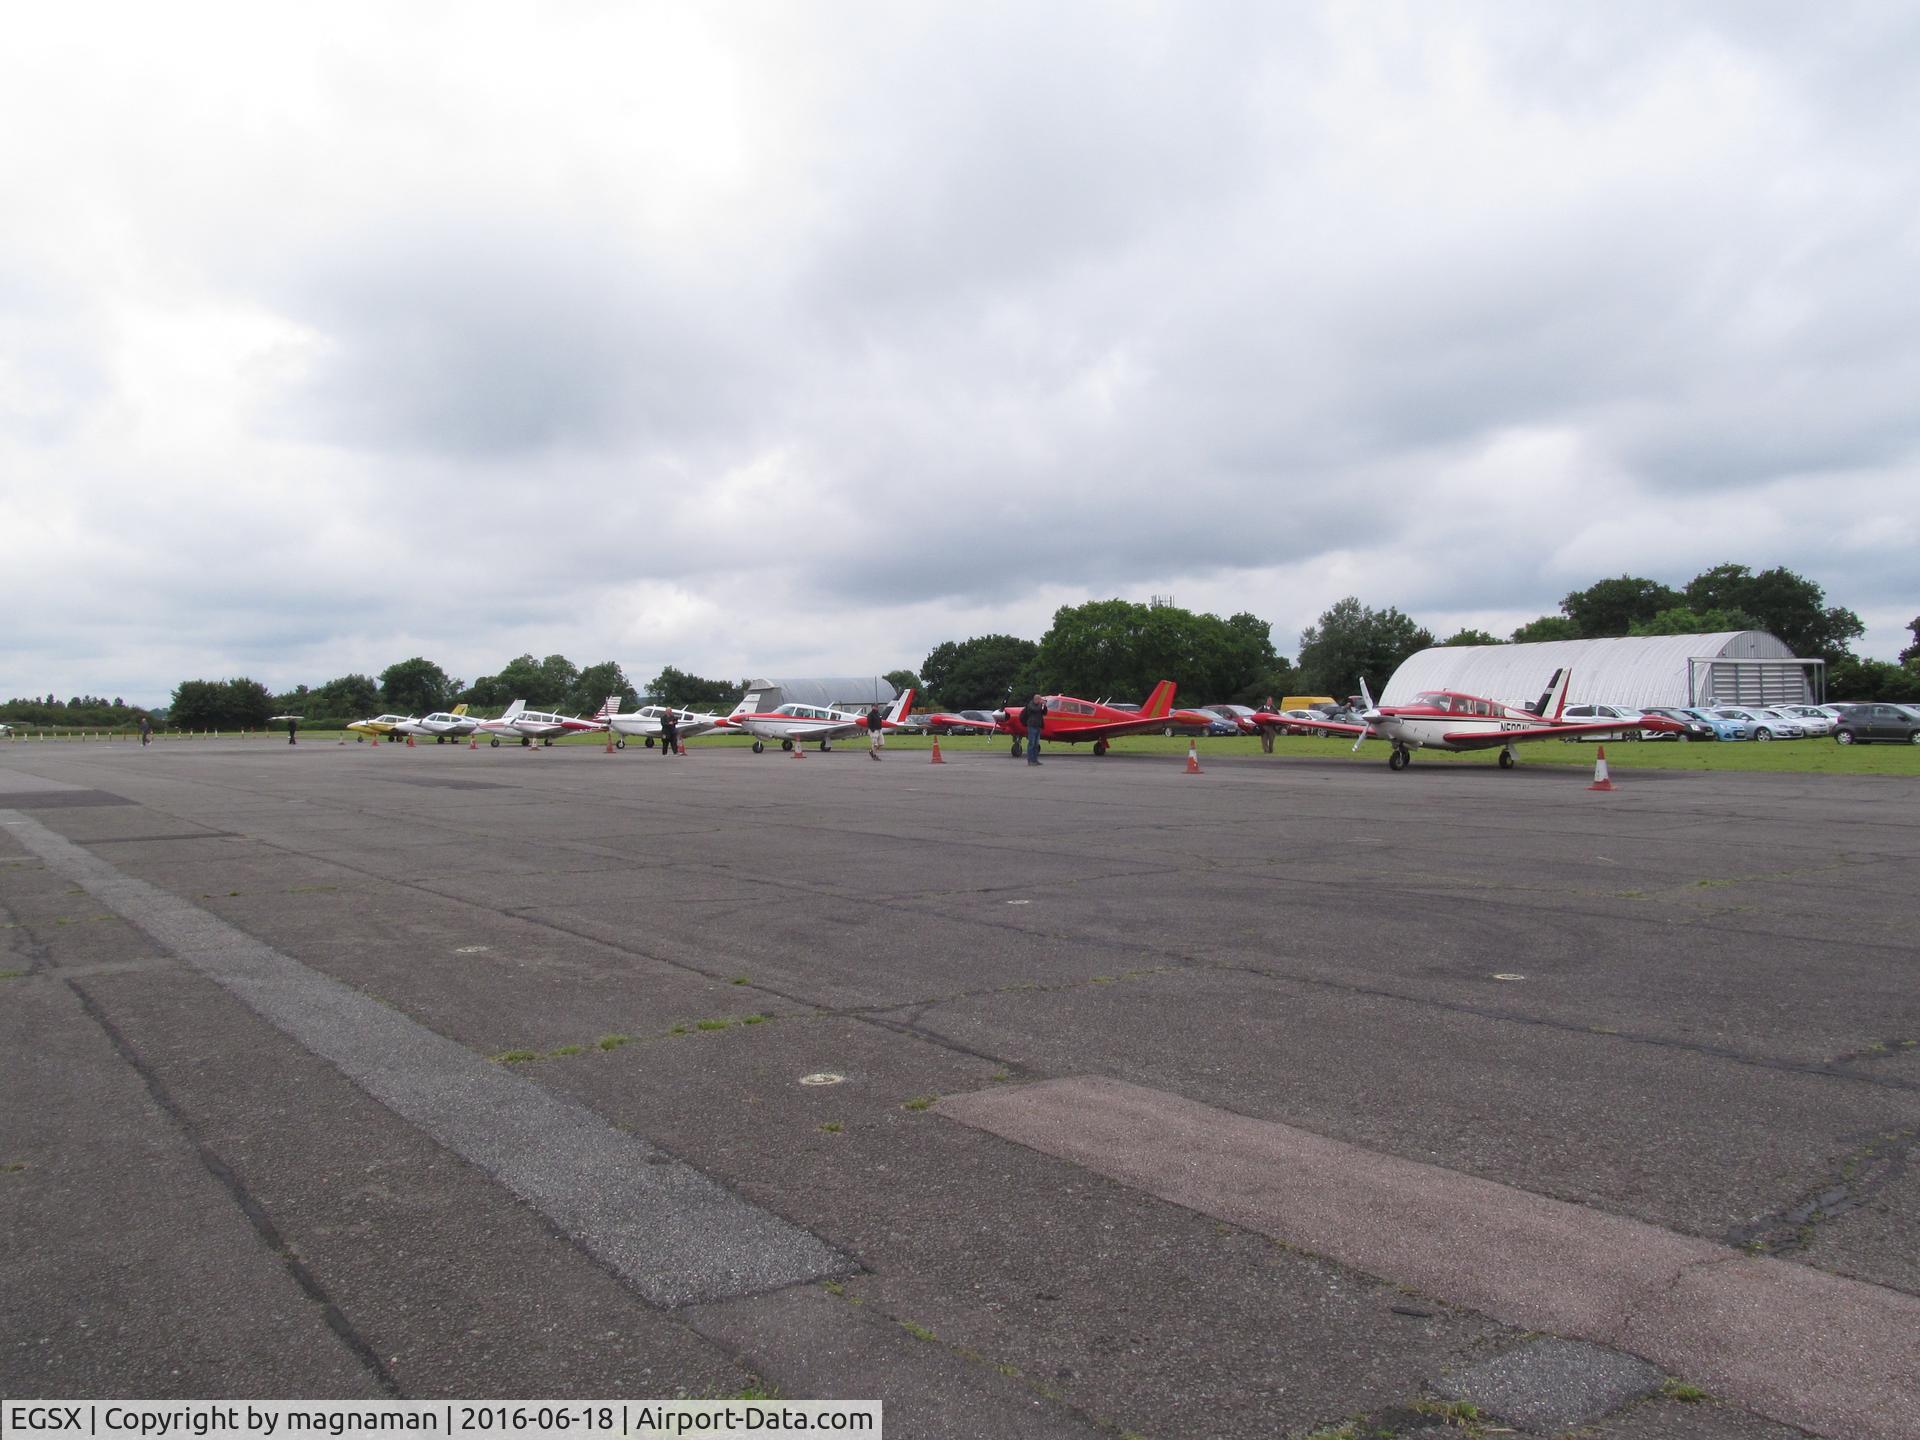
[1712,706,1802,741]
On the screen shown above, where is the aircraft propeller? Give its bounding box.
[1352,677,1382,751]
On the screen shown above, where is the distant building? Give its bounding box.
[741,676,899,711]
[1384,632,1822,710]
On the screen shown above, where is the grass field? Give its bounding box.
[28,725,1914,775]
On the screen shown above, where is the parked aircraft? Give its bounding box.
[346,713,414,742]
[601,699,733,749]
[728,689,914,753]
[480,697,616,747]
[993,681,1181,756]
[396,704,477,742]
[1256,670,1682,770]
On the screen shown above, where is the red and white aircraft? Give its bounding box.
[727,689,915,753]
[1257,669,1682,770]
[476,698,615,747]
[994,681,1182,756]
[599,699,733,749]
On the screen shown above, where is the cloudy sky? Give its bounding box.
[5,2,1916,706]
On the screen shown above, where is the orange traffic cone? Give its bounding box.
[406,734,416,748]
[468,734,477,750]
[604,731,615,753]
[370,733,380,746]
[1185,740,1202,774]
[1588,746,1615,791]
[930,736,945,764]
[792,743,806,758]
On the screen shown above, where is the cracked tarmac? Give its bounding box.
[1,741,1916,1438]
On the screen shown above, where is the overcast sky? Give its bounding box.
[5,2,1916,706]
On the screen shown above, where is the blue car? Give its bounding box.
[1680,706,1747,740]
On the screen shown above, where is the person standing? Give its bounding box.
[288,716,298,746]
[659,708,678,757]
[866,704,885,760]
[138,714,152,747]
[1021,694,1046,765]
[1259,695,1276,755]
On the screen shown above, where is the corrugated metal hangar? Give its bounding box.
[741,676,899,710]
[1382,632,1822,710]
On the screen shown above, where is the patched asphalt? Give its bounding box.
[1,739,1916,1438]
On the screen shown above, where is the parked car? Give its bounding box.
[924,709,1001,735]
[1207,704,1263,735]
[1560,702,1648,740]
[1710,706,1801,740]
[1679,706,1747,741]
[1639,707,1716,741]
[1831,703,1920,745]
[1751,707,1813,738]
[1777,704,1839,736]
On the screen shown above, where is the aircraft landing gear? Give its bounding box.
[780,738,794,752]
[820,741,831,752]
[1498,747,1516,770]
[543,737,554,746]
[1388,746,1412,771]
[1094,738,1110,756]
[1011,739,1023,757]
[614,738,626,750]
[752,741,765,754]
[645,736,655,748]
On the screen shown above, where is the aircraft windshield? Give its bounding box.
[1414,693,1453,711]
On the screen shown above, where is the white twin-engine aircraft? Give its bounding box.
[395,704,477,742]
[597,700,732,749]
[474,698,616,747]
[1263,668,1682,771]
[726,689,915,753]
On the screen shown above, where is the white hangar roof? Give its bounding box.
[1382,632,1807,711]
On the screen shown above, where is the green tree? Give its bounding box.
[169,679,222,730]
[568,661,635,716]
[222,678,275,728]
[883,669,922,700]
[1626,605,1760,637]
[315,673,380,719]
[1682,564,1863,663]
[1900,617,1920,667]
[1561,576,1681,638]
[1295,598,1434,697]
[1440,628,1502,647]
[1826,656,1920,703]
[380,657,457,715]
[1027,600,1277,704]
[921,635,1040,709]
[647,666,745,711]
[1510,615,1579,643]
[465,654,560,708]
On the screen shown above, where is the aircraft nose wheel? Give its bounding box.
[1388,747,1411,771]
[780,738,793,752]
[614,738,625,750]
[751,741,765,753]
[490,737,500,748]
[1498,749,1515,769]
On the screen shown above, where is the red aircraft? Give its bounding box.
[1255,669,1682,771]
[995,681,1181,756]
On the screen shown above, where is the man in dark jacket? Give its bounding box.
[865,705,885,761]
[1020,694,1046,765]
[659,708,678,756]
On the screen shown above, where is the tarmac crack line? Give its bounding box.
[61,976,403,1397]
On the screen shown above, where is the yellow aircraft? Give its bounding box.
[345,712,414,742]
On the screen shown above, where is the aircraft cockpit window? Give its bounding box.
[1046,698,1065,712]
[1067,701,1095,716]
[1417,693,1450,711]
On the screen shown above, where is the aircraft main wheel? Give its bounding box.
[543,738,553,746]
[1011,740,1023,757]
[490,738,500,748]
[780,738,793,752]
[752,741,765,754]
[820,742,830,752]
[645,736,655,748]
[1163,726,1175,737]
[614,738,625,750]
[1498,750,1515,770]
[1389,748,1411,771]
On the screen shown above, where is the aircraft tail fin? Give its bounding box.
[502,699,526,720]
[451,703,468,716]
[886,688,915,725]
[1535,668,1571,720]
[594,694,620,719]
[727,693,760,720]
[1140,680,1176,719]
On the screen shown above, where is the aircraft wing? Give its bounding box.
[1262,715,1373,740]
[1441,717,1681,749]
